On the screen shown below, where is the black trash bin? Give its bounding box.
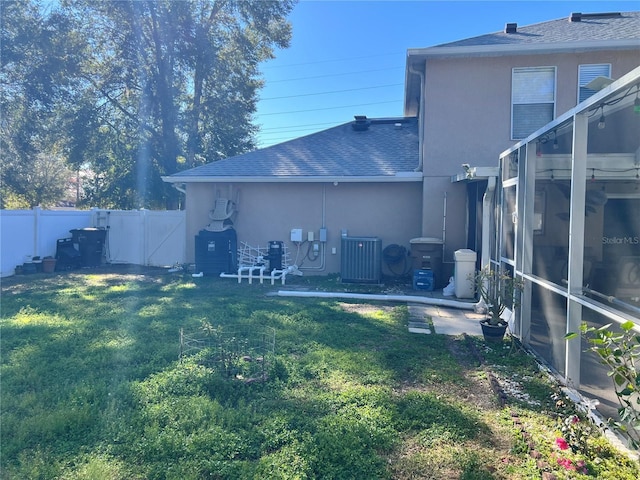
[70,228,107,267]
[56,238,82,270]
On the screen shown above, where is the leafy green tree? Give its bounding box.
[1,0,84,208]
[1,0,295,209]
[62,0,295,208]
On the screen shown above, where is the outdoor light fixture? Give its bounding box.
[597,106,606,129]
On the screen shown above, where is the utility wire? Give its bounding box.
[259,126,338,137]
[259,121,343,132]
[260,83,403,101]
[266,66,404,83]
[261,51,403,69]
[257,99,400,116]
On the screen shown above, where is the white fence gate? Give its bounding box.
[0,208,186,277]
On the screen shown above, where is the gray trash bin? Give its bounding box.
[454,249,477,299]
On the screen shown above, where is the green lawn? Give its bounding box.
[1,268,638,479]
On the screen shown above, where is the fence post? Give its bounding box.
[33,206,41,258]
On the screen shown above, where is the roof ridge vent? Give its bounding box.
[504,22,517,34]
[570,12,622,22]
[352,115,371,131]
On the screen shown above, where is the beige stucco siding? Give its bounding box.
[418,49,638,257]
[422,50,639,175]
[185,181,422,275]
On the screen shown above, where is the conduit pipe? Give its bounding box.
[277,290,476,310]
[300,184,327,272]
[481,176,496,269]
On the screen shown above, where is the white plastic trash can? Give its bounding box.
[454,249,477,299]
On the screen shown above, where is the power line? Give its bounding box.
[256,99,401,116]
[259,120,345,132]
[261,51,403,70]
[266,65,404,83]
[260,83,403,101]
[259,125,339,137]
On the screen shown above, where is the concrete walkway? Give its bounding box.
[408,303,486,336]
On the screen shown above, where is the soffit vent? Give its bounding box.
[505,23,517,34]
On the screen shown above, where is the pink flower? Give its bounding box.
[557,458,575,470]
[571,415,580,424]
[555,437,569,450]
[576,460,588,474]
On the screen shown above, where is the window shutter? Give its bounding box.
[578,64,611,103]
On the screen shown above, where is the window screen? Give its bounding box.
[512,67,556,140]
[578,64,611,103]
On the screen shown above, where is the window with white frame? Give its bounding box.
[511,66,556,140]
[578,64,611,103]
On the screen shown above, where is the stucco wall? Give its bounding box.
[422,50,639,172]
[185,181,422,276]
[418,49,638,259]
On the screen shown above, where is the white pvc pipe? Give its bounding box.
[277,290,477,310]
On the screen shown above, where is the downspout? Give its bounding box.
[408,64,425,172]
[172,183,186,194]
[481,176,497,269]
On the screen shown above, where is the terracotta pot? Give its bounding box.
[42,257,57,273]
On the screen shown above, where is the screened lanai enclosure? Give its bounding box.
[493,66,640,431]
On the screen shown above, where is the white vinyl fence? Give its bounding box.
[0,208,186,277]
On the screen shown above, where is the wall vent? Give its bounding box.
[341,236,382,283]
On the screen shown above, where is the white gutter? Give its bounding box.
[277,290,476,310]
[162,173,423,184]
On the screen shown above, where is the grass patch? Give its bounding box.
[1,270,638,479]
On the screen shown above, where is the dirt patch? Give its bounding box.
[338,302,395,315]
[446,336,501,410]
[1,264,169,293]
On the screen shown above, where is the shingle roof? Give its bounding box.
[167,117,419,181]
[435,11,640,48]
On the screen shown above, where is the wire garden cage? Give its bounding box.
[179,323,276,383]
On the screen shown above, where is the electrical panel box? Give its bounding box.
[290,228,303,242]
[319,228,327,242]
[307,231,314,242]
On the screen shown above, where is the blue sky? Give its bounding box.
[255,0,637,147]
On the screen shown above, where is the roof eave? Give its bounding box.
[162,173,423,184]
[406,39,639,62]
[404,38,639,116]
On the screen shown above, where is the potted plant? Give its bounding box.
[472,265,524,342]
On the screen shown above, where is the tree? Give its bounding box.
[63,0,295,208]
[1,0,85,208]
[1,0,295,209]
